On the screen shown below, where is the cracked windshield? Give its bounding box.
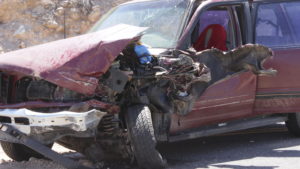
[91,0,190,48]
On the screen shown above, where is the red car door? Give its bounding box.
[170,72,257,133]
[170,2,256,133]
[253,1,300,114]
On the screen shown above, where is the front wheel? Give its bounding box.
[286,113,300,136]
[125,105,167,169]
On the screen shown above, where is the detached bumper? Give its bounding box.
[0,109,106,144]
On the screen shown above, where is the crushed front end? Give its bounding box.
[0,23,275,169]
[0,25,150,166]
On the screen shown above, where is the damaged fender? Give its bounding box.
[193,44,277,84]
[139,44,276,115]
[0,24,147,95]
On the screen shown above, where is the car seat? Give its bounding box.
[193,24,228,51]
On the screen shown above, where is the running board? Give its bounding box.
[169,115,288,142]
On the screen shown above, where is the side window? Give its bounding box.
[284,2,300,42]
[255,2,300,47]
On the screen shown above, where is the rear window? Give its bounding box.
[255,2,300,48]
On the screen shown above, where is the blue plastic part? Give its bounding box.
[139,55,153,64]
[134,44,153,64]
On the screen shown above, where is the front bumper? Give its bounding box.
[0,109,106,144]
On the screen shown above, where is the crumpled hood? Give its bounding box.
[0,24,147,95]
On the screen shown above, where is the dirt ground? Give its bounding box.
[1,125,300,169]
[0,144,131,169]
[0,144,69,169]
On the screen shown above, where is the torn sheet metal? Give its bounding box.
[151,44,276,115]
[193,44,277,84]
[0,24,147,95]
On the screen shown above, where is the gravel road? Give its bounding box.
[1,124,300,169]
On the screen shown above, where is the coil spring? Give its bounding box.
[98,114,118,135]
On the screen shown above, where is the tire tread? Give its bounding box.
[126,105,166,169]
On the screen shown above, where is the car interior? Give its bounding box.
[191,6,242,52]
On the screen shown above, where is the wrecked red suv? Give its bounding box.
[1,0,300,169]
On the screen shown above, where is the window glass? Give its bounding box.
[199,10,230,33]
[255,2,300,47]
[90,0,190,48]
[192,10,232,51]
[284,2,300,41]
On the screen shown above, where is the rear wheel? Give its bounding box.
[0,141,53,161]
[125,105,167,169]
[286,113,300,136]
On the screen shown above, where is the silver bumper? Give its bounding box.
[0,109,106,144]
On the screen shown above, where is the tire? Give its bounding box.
[286,113,300,136]
[125,105,167,169]
[0,141,53,161]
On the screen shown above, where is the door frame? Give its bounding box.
[176,0,252,50]
[170,0,257,134]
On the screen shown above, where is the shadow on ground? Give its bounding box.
[158,125,300,169]
[1,124,299,169]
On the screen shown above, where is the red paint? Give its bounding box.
[172,0,300,134]
[170,72,257,133]
[0,24,146,95]
[254,48,300,113]
[257,48,300,93]
[254,97,300,114]
[0,100,119,114]
[0,0,299,138]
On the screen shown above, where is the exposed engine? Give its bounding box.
[117,41,211,115]
[14,78,87,103]
[9,66,129,106]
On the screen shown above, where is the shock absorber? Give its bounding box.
[96,114,134,161]
[98,114,118,136]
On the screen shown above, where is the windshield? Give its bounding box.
[90,0,190,48]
